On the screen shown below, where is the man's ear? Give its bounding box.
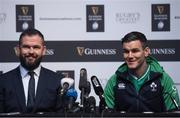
[144,47,150,57]
[42,46,47,56]
[14,45,20,57]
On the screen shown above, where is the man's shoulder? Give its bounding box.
[41,67,56,74]
[0,67,19,78]
[41,67,63,79]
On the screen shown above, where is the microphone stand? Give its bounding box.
[80,88,85,114]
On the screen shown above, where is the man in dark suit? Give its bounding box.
[0,29,64,113]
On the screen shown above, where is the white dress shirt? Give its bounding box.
[19,65,41,105]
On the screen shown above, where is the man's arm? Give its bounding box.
[161,72,180,111]
[103,74,117,109]
[0,76,4,113]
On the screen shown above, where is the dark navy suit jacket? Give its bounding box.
[0,66,63,113]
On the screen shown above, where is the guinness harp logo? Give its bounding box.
[21,6,29,15]
[16,5,34,32]
[86,5,104,32]
[157,6,164,14]
[77,47,84,56]
[92,7,99,15]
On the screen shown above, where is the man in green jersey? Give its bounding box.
[103,31,180,112]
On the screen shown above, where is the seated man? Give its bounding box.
[104,31,180,112]
[0,28,64,113]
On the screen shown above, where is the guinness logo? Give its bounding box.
[157,6,164,14]
[21,6,29,15]
[87,5,104,32]
[92,6,99,15]
[77,47,84,56]
[16,5,34,32]
[152,4,170,31]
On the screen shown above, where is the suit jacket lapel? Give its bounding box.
[13,67,26,112]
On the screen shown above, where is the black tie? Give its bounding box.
[27,71,35,112]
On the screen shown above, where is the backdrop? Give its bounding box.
[0,0,180,104]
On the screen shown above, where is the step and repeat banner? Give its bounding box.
[0,0,180,103]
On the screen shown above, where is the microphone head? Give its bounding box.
[91,76,104,96]
[61,77,74,89]
[79,68,88,90]
[66,88,78,101]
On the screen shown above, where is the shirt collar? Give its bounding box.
[129,65,150,81]
[19,65,41,78]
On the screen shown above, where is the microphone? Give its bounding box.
[65,88,78,111]
[79,68,88,106]
[84,81,91,98]
[80,81,91,110]
[91,76,103,96]
[79,68,88,90]
[91,76,107,113]
[60,77,74,96]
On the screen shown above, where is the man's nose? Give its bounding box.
[128,52,133,58]
[29,47,34,53]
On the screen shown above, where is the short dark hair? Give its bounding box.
[19,28,45,45]
[121,31,148,48]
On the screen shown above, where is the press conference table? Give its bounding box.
[1,111,180,117]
